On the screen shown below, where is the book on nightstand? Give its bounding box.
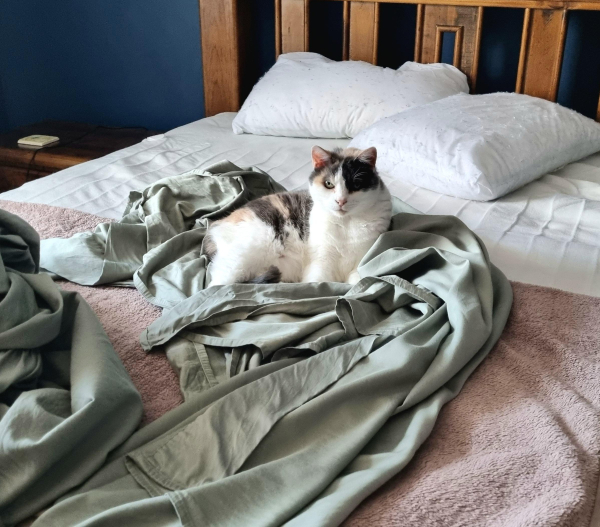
[17,135,60,147]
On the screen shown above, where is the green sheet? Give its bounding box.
[41,161,286,308]
[0,209,142,527]
[34,162,513,526]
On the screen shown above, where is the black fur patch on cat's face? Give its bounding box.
[339,157,380,193]
[309,148,380,194]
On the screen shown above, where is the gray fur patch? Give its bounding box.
[247,198,286,242]
[277,192,313,241]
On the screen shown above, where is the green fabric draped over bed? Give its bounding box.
[28,162,512,526]
[0,209,142,527]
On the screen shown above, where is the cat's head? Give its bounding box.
[309,146,385,217]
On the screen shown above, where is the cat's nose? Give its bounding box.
[336,198,347,207]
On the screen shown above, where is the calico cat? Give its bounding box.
[204,146,392,285]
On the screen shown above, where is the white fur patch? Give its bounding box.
[303,176,392,283]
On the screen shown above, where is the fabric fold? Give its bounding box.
[40,162,287,308]
[0,209,143,526]
[126,335,377,493]
[32,161,513,527]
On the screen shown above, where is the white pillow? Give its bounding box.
[232,52,469,139]
[350,92,600,201]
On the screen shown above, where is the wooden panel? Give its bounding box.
[276,0,282,56]
[349,2,380,63]
[342,1,350,60]
[306,0,600,9]
[199,0,241,115]
[516,8,568,101]
[0,166,49,193]
[568,1,600,9]
[515,7,532,93]
[434,25,464,66]
[279,0,309,55]
[417,5,483,90]
[415,4,424,61]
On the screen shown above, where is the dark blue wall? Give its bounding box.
[1,0,599,135]
[0,0,204,133]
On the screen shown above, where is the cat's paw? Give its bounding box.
[347,271,361,285]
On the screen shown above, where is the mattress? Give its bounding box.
[3,112,600,297]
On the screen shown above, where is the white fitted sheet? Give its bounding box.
[3,112,600,297]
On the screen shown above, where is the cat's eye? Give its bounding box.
[324,180,334,189]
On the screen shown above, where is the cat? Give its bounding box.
[203,146,392,286]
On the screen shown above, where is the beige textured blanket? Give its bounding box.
[2,199,599,527]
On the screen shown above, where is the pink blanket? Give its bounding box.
[2,199,599,527]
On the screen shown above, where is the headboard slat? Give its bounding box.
[515,7,532,93]
[516,8,568,101]
[349,2,380,63]
[199,0,241,116]
[342,1,351,60]
[279,0,309,55]
[417,5,483,90]
[275,0,282,56]
[415,4,425,61]
[471,6,484,91]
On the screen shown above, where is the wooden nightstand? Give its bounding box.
[0,121,160,192]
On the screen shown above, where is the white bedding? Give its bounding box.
[3,112,600,297]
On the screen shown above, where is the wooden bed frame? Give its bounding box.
[198,0,600,121]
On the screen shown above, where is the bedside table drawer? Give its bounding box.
[0,165,49,193]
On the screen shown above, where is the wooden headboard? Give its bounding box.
[198,0,600,120]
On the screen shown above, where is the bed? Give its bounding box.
[1,0,600,525]
[4,112,600,297]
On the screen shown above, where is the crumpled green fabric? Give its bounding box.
[34,166,513,527]
[40,161,286,309]
[40,162,424,400]
[0,209,143,526]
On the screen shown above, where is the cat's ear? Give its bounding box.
[358,147,377,168]
[312,146,332,170]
